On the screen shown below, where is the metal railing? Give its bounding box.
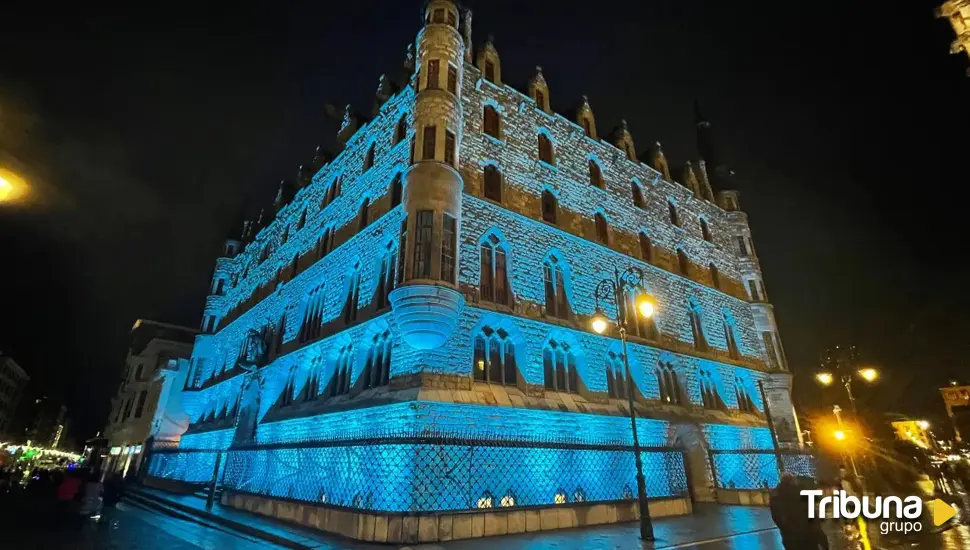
[709,449,817,490]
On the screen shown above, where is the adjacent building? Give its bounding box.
[0,352,29,440]
[937,0,970,74]
[148,2,807,543]
[103,319,197,476]
[941,382,970,442]
[22,395,71,449]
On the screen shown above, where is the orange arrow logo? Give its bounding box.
[932,499,957,526]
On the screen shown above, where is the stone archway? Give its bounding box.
[669,422,715,503]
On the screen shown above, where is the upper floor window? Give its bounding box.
[543,340,578,394]
[480,234,510,305]
[632,182,646,209]
[639,233,653,263]
[398,216,408,284]
[390,173,403,208]
[606,351,627,399]
[363,143,376,172]
[543,255,571,320]
[447,64,458,94]
[688,299,709,351]
[343,265,361,324]
[289,253,299,280]
[483,106,501,139]
[413,210,433,278]
[316,227,334,260]
[281,368,296,407]
[274,315,286,355]
[362,331,392,389]
[541,190,558,224]
[538,133,555,165]
[299,285,326,343]
[594,213,609,245]
[303,357,322,401]
[473,327,517,386]
[432,8,444,23]
[441,213,457,283]
[747,278,766,302]
[483,165,502,202]
[677,249,690,276]
[329,345,353,397]
[444,130,456,166]
[699,369,720,409]
[297,209,307,231]
[723,312,740,359]
[358,198,370,231]
[668,201,680,227]
[134,390,148,418]
[709,263,720,290]
[422,125,436,161]
[589,160,604,189]
[700,219,713,242]
[656,363,683,405]
[736,235,751,257]
[427,59,440,90]
[322,175,342,208]
[484,60,496,82]
[446,10,456,27]
[736,377,756,412]
[280,225,289,245]
[375,242,399,310]
[394,116,407,145]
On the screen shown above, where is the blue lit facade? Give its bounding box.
[149,0,803,537]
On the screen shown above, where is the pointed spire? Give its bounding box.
[404,43,415,74]
[337,104,359,145]
[274,180,295,212]
[295,164,310,189]
[648,142,670,181]
[610,118,635,161]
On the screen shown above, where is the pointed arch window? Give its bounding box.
[362,331,392,389]
[316,227,334,260]
[538,133,555,164]
[281,225,289,245]
[304,356,323,401]
[541,190,558,224]
[472,327,517,385]
[688,299,708,351]
[329,345,353,397]
[589,160,604,189]
[289,254,299,280]
[483,165,502,202]
[322,175,342,208]
[390,174,403,208]
[543,256,571,320]
[542,340,578,393]
[480,234,510,305]
[677,249,690,276]
[668,201,680,227]
[364,143,376,172]
[299,285,326,343]
[483,106,501,139]
[700,218,713,242]
[359,198,370,231]
[375,242,399,310]
[274,315,286,355]
[281,367,297,406]
[709,263,720,289]
[632,182,646,209]
[606,351,627,399]
[723,312,740,359]
[343,266,361,324]
[297,209,307,231]
[594,213,609,244]
[735,377,756,412]
[394,115,407,145]
[656,363,683,405]
[699,369,720,409]
[639,233,653,263]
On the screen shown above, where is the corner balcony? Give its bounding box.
[389,283,465,350]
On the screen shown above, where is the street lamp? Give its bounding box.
[591,266,656,542]
[814,366,879,418]
[833,430,846,441]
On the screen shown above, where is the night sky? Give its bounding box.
[2,0,968,442]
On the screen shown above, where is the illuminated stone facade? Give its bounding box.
[937,0,970,74]
[150,1,804,542]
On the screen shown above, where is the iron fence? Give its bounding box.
[147,433,688,514]
[709,449,817,490]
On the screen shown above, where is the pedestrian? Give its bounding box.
[102,472,125,508]
[770,472,829,550]
[77,470,102,520]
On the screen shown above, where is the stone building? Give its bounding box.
[104,319,196,476]
[937,0,970,74]
[149,1,807,543]
[0,352,29,440]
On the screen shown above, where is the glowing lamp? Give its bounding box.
[833,430,846,441]
[815,372,834,386]
[636,296,655,319]
[590,310,609,334]
[858,368,878,382]
[0,167,28,204]
[918,420,930,430]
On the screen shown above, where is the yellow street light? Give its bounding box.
[0,167,28,204]
[636,296,655,319]
[858,368,878,383]
[816,372,834,386]
[918,420,930,430]
[833,430,846,441]
[591,310,609,335]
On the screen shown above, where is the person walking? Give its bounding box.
[770,472,830,550]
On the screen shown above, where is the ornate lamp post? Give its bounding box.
[815,366,878,418]
[590,266,656,542]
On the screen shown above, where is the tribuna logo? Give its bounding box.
[801,490,924,534]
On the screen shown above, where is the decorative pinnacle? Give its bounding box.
[620,118,628,131]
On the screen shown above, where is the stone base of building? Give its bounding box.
[714,488,770,506]
[220,490,692,543]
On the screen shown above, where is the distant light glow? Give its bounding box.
[918,420,930,430]
[858,368,878,382]
[0,167,28,204]
[816,372,834,386]
[833,430,846,441]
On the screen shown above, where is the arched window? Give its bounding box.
[589,160,604,189]
[699,369,720,409]
[668,201,680,227]
[723,312,740,359]
[297,209,307,231]
[656,363,683,405]
[280,225,289,245]
[362,330,392,388]
[289,254,299,280]
[375,242,399,310]
[304,357,322,401]
[542,339,578,393]
[480,234,510,305]
[688,299,708,351]
[639,233,653,263]
[541,190,558,224]
[677,249,690,276]
[632,182,646,209]
[709,263,720,289]
[538,133,555,164]
[359,199,370,230]
[483,165,502,202]
[594,213,609,244]
[274,315,286,355]
[329,345,353,397]
[394,115,407,145]
[364,143,376,171]
[323,175,342,208]
[483,106,501,139]
[700,218,713,242]
[390,174,403,208]
[735,377,756,412]
[299,285,326,343]
[472,327,517,385]
[543,256,570,320]
[343,265,361,324]
[606,351,626,399]
[281,367,297,406]
[316,227,334,260]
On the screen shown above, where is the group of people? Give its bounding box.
[0,464,127,525]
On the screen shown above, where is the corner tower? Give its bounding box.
[390,0,467,349]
